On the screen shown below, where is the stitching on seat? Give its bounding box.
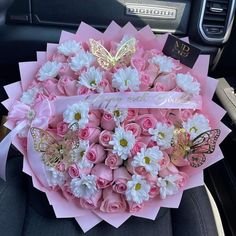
[189,190,208,236]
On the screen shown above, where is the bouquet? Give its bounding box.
[0,22,230,232]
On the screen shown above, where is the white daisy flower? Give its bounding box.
[109,126,136,160]
[183,114,210,140]
[63,102,89,128]
[20,87,39,105]
[57,40,82,56]
[132,147,163,176]
[37,61,62,81]
[70,141,93,169]
[150,55,176,73]
[46,167,67,187]
[112,67,140,91]
[125,175,150,204]
[70,174,97,199]
[176,73,200,95]
[157,174,179,199]
[149,123,174,149]
[78,66,103,91]
[108,108,128,124]
[69,50,95,71]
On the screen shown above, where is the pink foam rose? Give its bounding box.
[61,184,75,201]
[147,140,158,148]
[78,167,92,175]
[52,52,67,63]
[140,72,151,91]
[131,141,147,156]
[128,201,144,213]
[76,86,90,95]
[138,108,150,115]
[158,151,170,170]
[152,82,165,91]
[57,76,77,96]
[99,79,113,93]
[149,181,160,198]
[134,166,148,177]
[149,109,168,122]
[91,163,113,189]
[88,110,101,127]
[131,55,146,71]
[165,109,181,125]
[136,114,157,135]
[137,136,152,145]
[67,164,80,178]
[105,151,123,169]
[56,121,69,137]
[159,162,179,177]
[99,130,113,148]
[145,64,160,84]
[42,78,64,96]
[86,144,106,164]
[80,190,102,210]
[100,187,127,213]
[78,127,101,144]
[101,112,116,131]
[124,123,141,138]
[176,172,188,189]
[180,109,194,122]
[125,157,135,174]
[126,108,138,122]
[56,163,66,172]
[154,73,176,91]
[112,167,131,194]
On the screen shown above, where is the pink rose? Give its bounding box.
[124,123,141,138]
[131,56,146,71]
[131,141,147,156]
[112,167,131,194]
[154,73,176,91]
[56,121,69,137]
[125,158,134,174]
[149,181,160,198]
[100,187,127,213]
[145,64,160,84]
[61,184,75,201]
[56,163,65,172]
[149,109,168,122]
[180,109,193,122]
[128,201,144,213]
[99,130,113,148]
[42,78,64,96]
[101,112,116,131]
[134,166,148,177]
[126,108,138,122]
[91,164,113,189]
[176,172,188,189]
[78,127,101,144]
[140,72,151,91]
[80,190,102,210]
[136,114,157,135]
[99,79,113,93]
[152,82,165,91]
[77,86,90,95]
[86,144,106,164]
[67,164,80,178]
[105,151,123,169]
[159,162,179,177]
[88,110,101,127]
[158,152,170,170]
[57,76,77,96]
[52,52,67,63]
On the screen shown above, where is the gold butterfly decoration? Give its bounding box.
[89,38,136,70]
[30,126,79,168]
[171,128,220,168]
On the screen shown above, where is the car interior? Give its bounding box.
[0,0,236,235]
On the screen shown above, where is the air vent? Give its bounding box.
[200,0,235,42]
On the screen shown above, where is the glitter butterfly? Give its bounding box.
[171,129,221,168]
[30,126,79,168]
[89,38,136,70]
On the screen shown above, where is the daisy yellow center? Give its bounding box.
[190,126,197,133]
[144,156,151,164]
[135,183,142,191]
[125,80,128,86]
[90,80,96,86]
[114,110,121,117]
[120,139,128,147]
[158,132,165,139]
[80,151,85,157]
[74,112,81,121]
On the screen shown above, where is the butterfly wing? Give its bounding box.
[89,39,114,70]
[191,129,221,154]
[188,153,206,168]
[115,38,136,67]
[30,127,63,167]
[187,129,221,168]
